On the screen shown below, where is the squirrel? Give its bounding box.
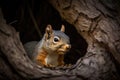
[24,25,71,67]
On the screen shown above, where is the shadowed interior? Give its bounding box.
[1,0,88,65]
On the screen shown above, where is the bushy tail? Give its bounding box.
[24,41,38,59]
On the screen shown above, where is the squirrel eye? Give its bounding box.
[53,36,60,43]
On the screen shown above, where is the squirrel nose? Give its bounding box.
[65,44,71,50]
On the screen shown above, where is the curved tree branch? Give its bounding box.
[49,0,120,66]
[0,9,76,79]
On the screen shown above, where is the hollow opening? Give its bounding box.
[1,0,88,65]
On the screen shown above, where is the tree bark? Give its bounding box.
[0,0,120,80]
[48,0,120,79]
[49,0,120,64]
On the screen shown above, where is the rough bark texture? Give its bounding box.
[49,0,120,65]
[0,0,120,80]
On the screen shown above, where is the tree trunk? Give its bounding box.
[0,0,120,80]
[49,0,120,65]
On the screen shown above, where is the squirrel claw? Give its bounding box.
[64,64,72,68]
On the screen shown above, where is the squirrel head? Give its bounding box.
[43,24,71,54]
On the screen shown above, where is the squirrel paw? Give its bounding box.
[63,64,72,68]
[46,64,56,68]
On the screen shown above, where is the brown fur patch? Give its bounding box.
[58,54,64,66]
[36,50,48,66]
[36,49,65,67]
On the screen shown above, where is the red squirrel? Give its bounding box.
[24,25,71,67]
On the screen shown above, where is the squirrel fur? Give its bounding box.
[24,25,71,67]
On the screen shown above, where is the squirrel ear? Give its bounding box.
[46,24,53,33]
[60,25,65,32]
[45,24,53,39]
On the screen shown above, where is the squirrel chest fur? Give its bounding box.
[24,25,71,67]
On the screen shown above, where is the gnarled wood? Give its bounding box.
[48,0,120,79]
[49,0,120,65]
[0,0,120,80]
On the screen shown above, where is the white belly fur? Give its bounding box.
[45,53,59,67]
